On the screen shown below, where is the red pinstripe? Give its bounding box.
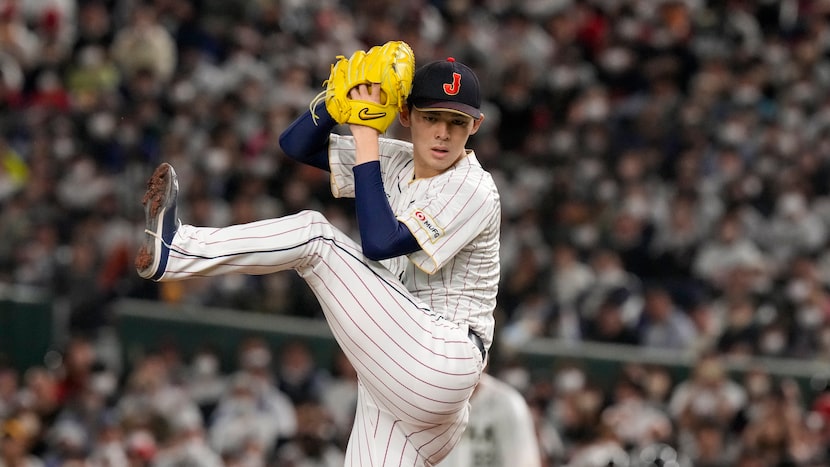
[318,296,471,417]
[310,264,477,416]
[321,246,475,370]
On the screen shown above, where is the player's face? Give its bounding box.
[400,108,483,179]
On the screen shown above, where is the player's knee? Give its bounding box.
[299,209,328,226]
[297,210,338,238]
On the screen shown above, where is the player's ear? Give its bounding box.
[398,106,412,128]
[469,113,485,135]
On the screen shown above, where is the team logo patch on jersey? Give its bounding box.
[412,209,443,242]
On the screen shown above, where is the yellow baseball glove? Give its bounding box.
[311,41,415,133]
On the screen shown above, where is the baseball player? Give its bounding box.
[135,53,501,466]
[437,372,542,467]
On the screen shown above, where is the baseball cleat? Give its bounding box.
[135,163,180,280]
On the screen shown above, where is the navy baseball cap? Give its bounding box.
[407,57,482,119]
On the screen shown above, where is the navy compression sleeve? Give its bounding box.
[353,161,421,260]
[278,103,336,171]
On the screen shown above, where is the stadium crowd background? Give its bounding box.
[2,0,830,465]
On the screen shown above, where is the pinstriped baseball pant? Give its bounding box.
[158,210,484,466]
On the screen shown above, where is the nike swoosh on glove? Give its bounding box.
[311,41,415,133]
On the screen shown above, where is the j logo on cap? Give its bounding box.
[443,73,461,95]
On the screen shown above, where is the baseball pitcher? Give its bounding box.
[135,42,500,466]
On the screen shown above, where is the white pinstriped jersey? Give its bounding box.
[329,134,501,349]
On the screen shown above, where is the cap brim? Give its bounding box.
[412,101,481,119]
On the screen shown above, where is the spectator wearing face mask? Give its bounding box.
[184,346,227,422]
[781,255,830,358]
[601,372,672,451]
[668,353,747,451]
[41,419,87,466]
[715,297,762,356]
[756,322,791,358]
[582,289,640,345]
[578,248,643,327]
[115,354,198,439]
[207,373,271,464]
[275,340,329,406]
[153,406,223,467]
[208,372,295,459]
[692,211,767,293]
[759,191,827,273]
[636,285,698,350]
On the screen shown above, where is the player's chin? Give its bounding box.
[428,155,457,173]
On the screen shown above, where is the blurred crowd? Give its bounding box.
[3,0,830,464]
[2,329,830,466]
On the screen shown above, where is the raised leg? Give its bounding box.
[135,164,483,465]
